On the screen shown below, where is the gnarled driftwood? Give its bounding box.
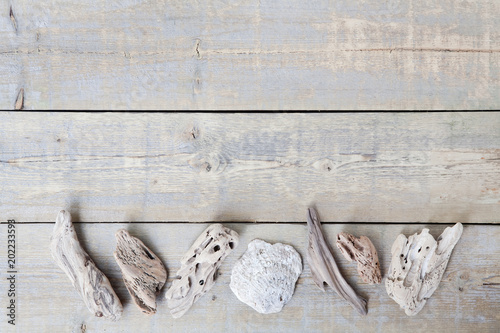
[336,232,381,284]
[50,210,123,321]
[114,229,167,315]
[165,224,239,318]
[306,208,367,315]
[386,223,463,316]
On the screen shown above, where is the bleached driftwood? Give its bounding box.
[14,88,23,110]
[50,210,123,321]
[385,223,463,316]
[9,6,17,32]
[230,239,302,314]
[306,208,368,315]
[165,224,239,318]
[336,233,382,284]
[114,229,167,315]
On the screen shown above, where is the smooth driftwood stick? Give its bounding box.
[336,233,382,284]
[114,229,167,315]
[306,208,368,315]
[385,223,463,316]
[50,210,123,321]
[165,224,239,318]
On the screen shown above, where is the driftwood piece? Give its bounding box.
[306,208,368,315]
[165,224,239,318]
[336,232,382,284]
[385,223,463,316]
[50,210,123,321]
[114,229,167,315]
[10,7,17,32]
[14,88,24,110]
[230,239,302,314]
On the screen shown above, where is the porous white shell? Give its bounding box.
[230,239,302,314]
[385,223,463,316]
[50,210,123,321]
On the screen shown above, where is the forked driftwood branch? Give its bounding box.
[165,224,239,318]
[336,232,382,284]
[114,229,167,315]
[306,208,368,315]
[386,223,463,316]
[50,210,123,320]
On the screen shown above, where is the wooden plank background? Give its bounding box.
[1,113,500,223]
[0,112,499,332]
[1,0,499,109]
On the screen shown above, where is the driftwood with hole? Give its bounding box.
[336,232,382,284]
[165,224,239,318]
[385,223,463,316]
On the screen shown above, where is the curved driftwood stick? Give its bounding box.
[50,210,123,321]
[306,208,367,315]
[114,229,167,315]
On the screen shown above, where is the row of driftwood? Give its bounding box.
[50,209,462,320]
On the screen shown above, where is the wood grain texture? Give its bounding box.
[1,112,499,223]
[0,0,499,109]
[0,223,498,332]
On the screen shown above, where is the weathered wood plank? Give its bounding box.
[0,223,498,332]
[1,0,499,109]
[1,112,499,223]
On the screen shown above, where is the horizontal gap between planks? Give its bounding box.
[0,221,497,225]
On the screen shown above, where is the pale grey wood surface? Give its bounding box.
[0,223,498,332]
[1,112,499,332]
[1,112,499,223]
[1,0,499,109]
